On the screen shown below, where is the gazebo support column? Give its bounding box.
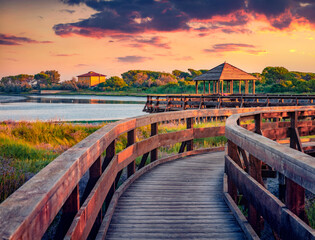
[239,81,242,94]
[221,81,224,94]
[245,80,249,94]
[203,81,206,94]
[195,81,198,94]
[230,80,233,94]
[208,81,211,94]
[253,80,255,94]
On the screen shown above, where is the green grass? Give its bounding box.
[0,121,103,203]
[306,200,315,228]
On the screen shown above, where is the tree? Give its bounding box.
[45,70,60,84]
[34,72,50,85]
[172,70,190,80]
[105,76,127,89]
[188,69,202,78]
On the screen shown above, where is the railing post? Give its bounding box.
[82,156,102,202]
[286,111,309,223]
[104,140,116,207]
[127,129,136,177]
[254,113,262,135]
[151,123,158,162]
[186,117,193,151]
[248,154,264,235]
[55,184,80,239]
[227,141,240,203]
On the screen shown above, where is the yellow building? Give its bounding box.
[77,71,106,87]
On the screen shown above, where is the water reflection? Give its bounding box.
[25,95,146,105]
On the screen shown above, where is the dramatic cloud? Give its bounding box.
[128,36,170,49]
[0,33,53,45]
[204,43,266,55]
[117,55,153,63]
[55,0,315,38]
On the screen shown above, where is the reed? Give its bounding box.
[0,121,102,203]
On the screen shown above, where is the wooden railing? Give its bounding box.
[143,94,315,113]
[225,109,315,239]
[0,106,314,240]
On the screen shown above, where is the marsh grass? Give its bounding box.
[0,121,102,203]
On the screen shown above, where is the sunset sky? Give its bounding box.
[0,0,314,80]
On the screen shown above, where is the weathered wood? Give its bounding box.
[105,152,246,239]
[150,122,158,162]
[1,106,314,240]
[56,184,80,239]
[138,152,149,170]
[225,155,315,240]
[225,109,315,193]
[144,94,315,113]
[127,130,136,177]
[65,157,117,240]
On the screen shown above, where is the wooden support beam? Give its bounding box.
[203,81,206,94]
[151,123,158,162]
[239,80,242,93]
[245,80,249,94]
[208,81,211,94]
[286,111,309,224]
[138,152,149,170]
[186,117,193,151]
[213,81,216,94]
[81,156,102,203]
[253,80,256,94]
[248,154,265,235]
[56,184,80,239]
[195,81,198,94]
[221,80,224,94]
[230,80,234,94]
[104,140,116,208]
[127,129,136,178]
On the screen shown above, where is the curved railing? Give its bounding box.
[0,106,314,239]
[225,109,315,239]
[144,94,315,112]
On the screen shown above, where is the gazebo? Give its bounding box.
[193,62,257,94]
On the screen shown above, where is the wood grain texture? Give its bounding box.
[105,152,246,240]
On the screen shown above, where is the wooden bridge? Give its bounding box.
[0,107,315,239]
[143,94,315,113]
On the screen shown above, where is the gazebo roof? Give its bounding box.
[193,62,257,81]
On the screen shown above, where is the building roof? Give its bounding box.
[193,62,257,81]
[77,71,106,77]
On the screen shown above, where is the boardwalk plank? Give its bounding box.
[105,152,246,239]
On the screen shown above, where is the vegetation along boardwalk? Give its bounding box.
[106,152,246,239]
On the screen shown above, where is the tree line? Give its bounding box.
[1,67,314,94]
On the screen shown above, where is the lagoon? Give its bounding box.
[0,95,147,121]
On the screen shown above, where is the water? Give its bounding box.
[0,95,147,121]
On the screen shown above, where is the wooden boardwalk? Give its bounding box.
[106,152,246,239]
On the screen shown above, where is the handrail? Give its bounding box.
[0,106,314,239]
[225,108,315,239]
[144,94,315,112]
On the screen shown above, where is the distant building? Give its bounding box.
[77,71,106,87]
